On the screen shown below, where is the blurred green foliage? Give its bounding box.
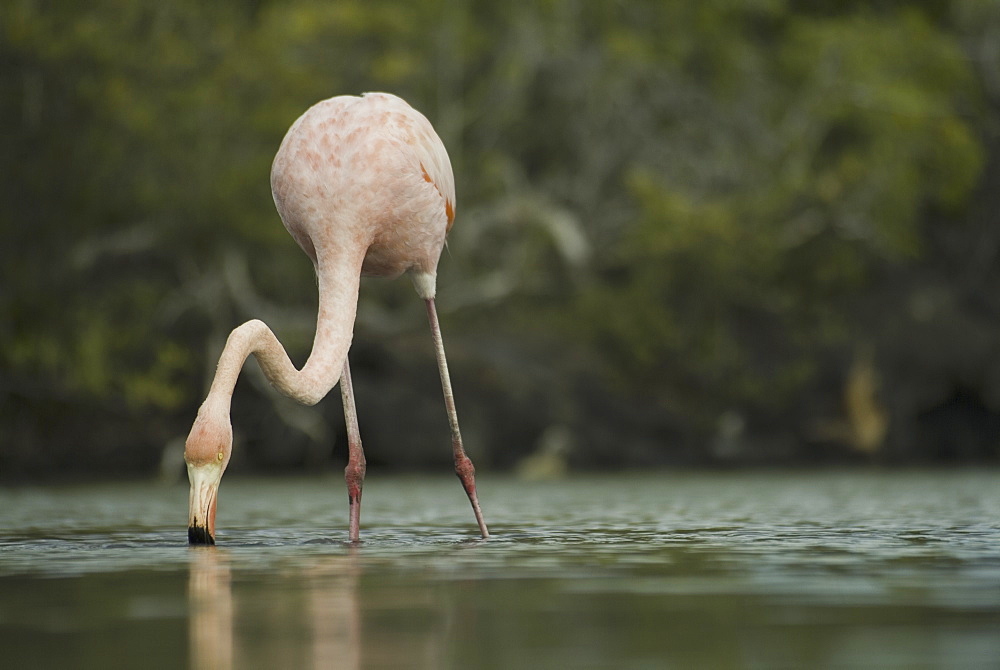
[576,5,985,426]
[1,0,998,477]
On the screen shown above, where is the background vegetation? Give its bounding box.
[2,0,999,480]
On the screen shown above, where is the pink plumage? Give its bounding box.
[271,92,455,284]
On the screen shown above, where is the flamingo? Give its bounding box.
[183,92,489,545]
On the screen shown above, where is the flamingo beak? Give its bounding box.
[187,462,223,545]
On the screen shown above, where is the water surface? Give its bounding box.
[1,471,998,668]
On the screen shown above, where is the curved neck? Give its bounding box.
[206,253,362,408]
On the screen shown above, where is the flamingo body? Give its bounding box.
[271,93,455,283]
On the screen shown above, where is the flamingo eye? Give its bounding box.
[217,452,224,462]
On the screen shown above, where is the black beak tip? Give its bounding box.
[188,526,215,546]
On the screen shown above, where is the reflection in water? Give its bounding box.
[187,549,364,670]
[188,549,233,670]
[303,551,361,670]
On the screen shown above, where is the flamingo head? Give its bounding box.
[183,406,233,545]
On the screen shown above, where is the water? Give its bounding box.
[1,471,998,669]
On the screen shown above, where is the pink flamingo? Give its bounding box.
[183,93,489,545]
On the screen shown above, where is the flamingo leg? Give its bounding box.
[424,298,490,538]
[340,356,366,543]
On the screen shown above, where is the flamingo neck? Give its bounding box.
[205,254,361,408]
